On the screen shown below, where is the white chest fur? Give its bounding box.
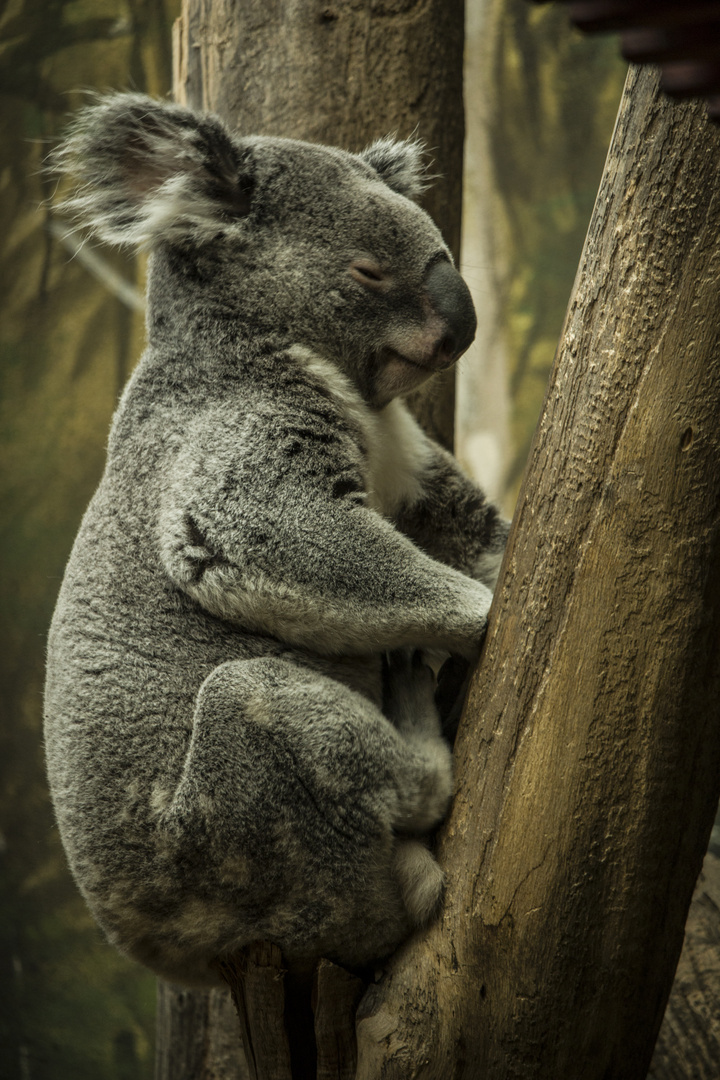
[290,346,433,518]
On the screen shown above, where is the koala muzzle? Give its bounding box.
[424,260,477,368]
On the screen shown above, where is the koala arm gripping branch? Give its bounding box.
[160,495,492,659]
[157,410,493,660]
[393,442,510,590]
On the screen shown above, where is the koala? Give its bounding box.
[43,94,509,986]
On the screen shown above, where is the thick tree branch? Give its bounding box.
[355,63,720,1080]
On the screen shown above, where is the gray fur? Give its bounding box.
[44,94,509,985]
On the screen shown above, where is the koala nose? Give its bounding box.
[424,260,477,362]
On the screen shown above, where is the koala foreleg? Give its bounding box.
[161,485,493,661]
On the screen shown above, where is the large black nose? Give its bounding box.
[424,260,477,359]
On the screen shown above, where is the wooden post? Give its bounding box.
[355,63,720,1080]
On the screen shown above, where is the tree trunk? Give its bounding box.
[456,0,511,502]
[172,0,465,451]
[354,63,720,1079]
[157,3,467,1077]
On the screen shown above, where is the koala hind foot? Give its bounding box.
[383,649,453,834]
[393,839,445,926]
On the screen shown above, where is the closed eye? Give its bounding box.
[350,259,386,287]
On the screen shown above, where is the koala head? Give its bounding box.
[53,93,476,406]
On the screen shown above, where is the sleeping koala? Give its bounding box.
[44,94,508,985]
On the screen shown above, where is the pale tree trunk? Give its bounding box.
[355,63,720,1079]
[456,0,511,503]
[157,3,467,1078]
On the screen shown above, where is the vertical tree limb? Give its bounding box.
[355,63,720,1080]
[313,961,367,1080]
[217,944,294,1080]
[155,981,248,1079]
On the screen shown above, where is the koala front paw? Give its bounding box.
[393,839,445,926]
[447,577,494,661]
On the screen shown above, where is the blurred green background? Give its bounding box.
[1,4,177,1077]
[0,2,625,1076]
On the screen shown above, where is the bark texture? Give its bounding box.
[173,0,465,450]
[355,63,720,1080]
[155,982,248,1080]
[216,944,292,1080]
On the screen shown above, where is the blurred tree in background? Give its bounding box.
[0,1,624,1077]
[459,0,626,506]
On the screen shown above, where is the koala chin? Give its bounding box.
[44,94,509,985]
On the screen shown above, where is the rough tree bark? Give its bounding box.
[155,984,248,1080]
[354,63,720,1080]
[157,3,466,1078]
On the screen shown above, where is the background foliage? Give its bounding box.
[485,5,625,493]
[458,0,626,504]
[0,2,623,1077]
[0,3,177,1078]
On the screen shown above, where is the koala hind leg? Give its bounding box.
[157,656,451,976]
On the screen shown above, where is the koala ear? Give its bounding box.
[51,93,254,247]
[358,135,429,200]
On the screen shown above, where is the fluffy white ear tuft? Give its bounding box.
[50,93,254,248]
[359,135,430,201]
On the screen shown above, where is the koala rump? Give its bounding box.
[44,94,508,985]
